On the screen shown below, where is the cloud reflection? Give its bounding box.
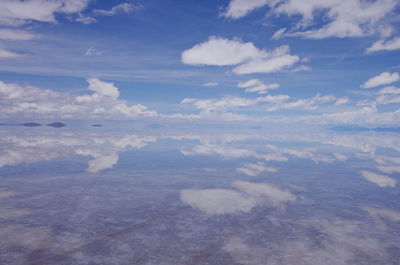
[181,181,296,215]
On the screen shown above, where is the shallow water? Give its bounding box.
[0,125,399,265]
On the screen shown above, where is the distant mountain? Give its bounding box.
[47,122,67,128]
[92,124,103,127]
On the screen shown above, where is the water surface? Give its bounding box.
[0,125,399,265]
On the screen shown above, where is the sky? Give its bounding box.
[0,0,400,126]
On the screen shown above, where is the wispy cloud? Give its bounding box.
[93,3,142,16]
[222,0,399,39]
[366,37,400,53]
[238,79,279,94]
[361,72,399,89]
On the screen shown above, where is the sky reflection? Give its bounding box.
[0,126,399,264]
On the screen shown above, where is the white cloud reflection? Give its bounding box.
[180,180,296,215]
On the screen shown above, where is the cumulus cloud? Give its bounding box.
[181,37,300,74]
[366,37,400,53]
[181,36,265,66]
[87,78,119,98]
[0,0,90,26]
[222,0,399,39]
[360,170,396,188]
[238,79,279,94]
[361,72,399,89]
[0,78,157,119]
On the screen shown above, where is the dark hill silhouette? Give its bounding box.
[47,122,67,128]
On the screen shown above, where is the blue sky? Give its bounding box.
[0,0,400,125]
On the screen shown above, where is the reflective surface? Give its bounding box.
[0,125,399,265]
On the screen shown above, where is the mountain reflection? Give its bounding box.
[0,126,399,264]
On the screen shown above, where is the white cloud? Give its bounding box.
[75,14,97,24]
[267,94,336,111]
[181,36,265,66]
[0,48,25,58]
[182,37,300,74]
[221,0,272,19]
[0,28,37,40]
[375,94,400,105]
[87,78,119,98]
[361,72,399,89]
[93,3,141,16]
[334,97,350,106]
[377,86,400,95]
[181,94,290,113]
[310,106,400,126]
[0,0,90,26]
[85,47,101,56]
[232,45,300,74]
[0,79,157,119]
[301,105,400,126]
[238,79,279,94]
[366,37,400,53]
[222,0,399,39]
[291,65,311,72]
[236,162,277,176]
[233,54,299,74]
[203,82,219,87]
[271,27,286,40]
[281,0,398,39]
[360,170,396,188]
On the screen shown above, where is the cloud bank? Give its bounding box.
[0,78,156,119]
